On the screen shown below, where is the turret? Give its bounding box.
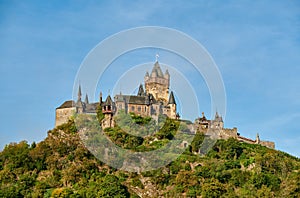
[99,92,103,104]
[256,133,260,143]
[85,94,89,104]
[101,95,115,129]
[137,84,145,96]
[76,85,85,113]
[168,91,176,105]
[102,95,114,114]
[144,58,170,102]
[168,91,177,119]
[77,85,82,102]
[164,69,170,79]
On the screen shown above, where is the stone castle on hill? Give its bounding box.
[55,59,275,149]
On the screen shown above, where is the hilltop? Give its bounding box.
[0,116,299,197]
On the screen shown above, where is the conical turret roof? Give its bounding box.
[151,61,164,77]
[168,91,176,104]
[85,94,89,104]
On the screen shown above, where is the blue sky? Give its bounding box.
[0,1,300,157]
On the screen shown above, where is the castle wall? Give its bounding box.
[127,104,150,117]
[259,141,275,149]
[55,107,76,127]
[219,127,238,139]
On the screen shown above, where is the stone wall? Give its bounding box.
[127,104,150,117]
[260,141,275,149]
[55,107,76,127]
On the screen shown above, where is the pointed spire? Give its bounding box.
[168,91,176,104]
[165,69,170,76]
[215,111,223,122]
[85,94,89,104]
[151,61,164,77]
[137,84,145,96]
[99,92,103,103]
[215,111,219,118]
[78,84,82,101]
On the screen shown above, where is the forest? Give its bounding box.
[0,111,299,197]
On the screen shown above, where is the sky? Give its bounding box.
[0,0,300,157]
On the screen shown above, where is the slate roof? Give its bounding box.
[56,100,75,109]
[168,91,176,104]
[151,61,164,77]
[85,103,99,113]
[128,96,149,105]
[114,94,158,105]
[104,95,113,106]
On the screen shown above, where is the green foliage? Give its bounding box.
[96,104,105,122]
[190,132,205,153]
[0,118,300,197]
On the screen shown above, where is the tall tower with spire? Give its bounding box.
[144,59,170,102]
[76,85,85,113]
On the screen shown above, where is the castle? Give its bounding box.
[194,112,275,149]
[55,59,275,149]
[55,60,178,128]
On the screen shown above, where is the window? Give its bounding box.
[138,107,141,112]
[131,106,135,111]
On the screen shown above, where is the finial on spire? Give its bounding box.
[155,53,159,62]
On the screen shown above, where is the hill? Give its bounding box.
[0,118,299,197]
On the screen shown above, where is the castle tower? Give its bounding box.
[168,91,177,119]
[211,112,224,129]
[78,85,82,101]
[102,95,115,129]
[144,61,169,102]
[76,85,85,113]
[85,94,89,104]
[256,133,260,144]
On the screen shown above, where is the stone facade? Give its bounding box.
[55,58,275,150]
[194,112,275,149]
[144,61,170,103]
[55,101,76,127]
[55,60,178,129]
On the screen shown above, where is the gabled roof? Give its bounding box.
[151,61,164,77]
[168,91,176,104]
[104,95,113,106]
[56,100,75,109]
